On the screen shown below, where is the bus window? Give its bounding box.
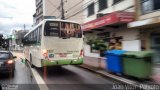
[60,22,82,38]
[44,21,60,36]
[39,25,42,41]
[75,24,82,38]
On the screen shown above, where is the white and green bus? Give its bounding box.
[23,19,83,67]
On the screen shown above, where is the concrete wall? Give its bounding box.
[83,0,134,23]
[84,28,139,41]
[84,26,139,57]
[43,0,84,23]
[106,28,139,41]
[44,0,60,17]
[64,0,84,23]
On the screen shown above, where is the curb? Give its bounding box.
[78,65,148,90]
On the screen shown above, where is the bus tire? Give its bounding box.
[30,54,34,68]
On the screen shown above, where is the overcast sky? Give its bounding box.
[0,0,35,35]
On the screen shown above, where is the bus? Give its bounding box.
[22,19,83,68]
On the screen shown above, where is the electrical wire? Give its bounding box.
[66,0,96,15]
[66,0,99,19]
[57,0,96,19]
[47,0,61,16]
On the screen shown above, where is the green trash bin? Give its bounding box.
[122,51,153,79]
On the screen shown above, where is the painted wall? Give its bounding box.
[84,27,139,57]
[83,0,134,23]
[43,0,84,23]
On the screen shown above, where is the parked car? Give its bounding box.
[0,51,17,77]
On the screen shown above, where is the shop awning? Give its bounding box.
[128,16,160,29]
[82,11,135,31]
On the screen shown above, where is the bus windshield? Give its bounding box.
[44,21,82,38]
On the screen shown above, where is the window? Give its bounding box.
[33,30,36,42]
[36,28,39,43]
[153,0,160,10]
[141,0,154,14]
[87,3,95,16]
[39,26,42,41]
[98,0,107,11]
[113,0,123,5]
[154,37,160,45]
[36,25,42,43]
[60,22,82,38]
[44,21,59,36]
[141,0,160,14]
[0,53,10,60]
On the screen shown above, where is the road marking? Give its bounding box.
[31,68,49,90]
[12,52,49,89]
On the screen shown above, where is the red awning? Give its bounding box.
[82,11,135,31]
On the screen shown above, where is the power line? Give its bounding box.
[66,1,98,19]
[47,0,59,9]
[49,5,61,16]
[66,0,95,16]
[66,0,84,12]
[49,8,59,16]
[47,0,61,16]
[50,0,65,19]
[57,0,96,19]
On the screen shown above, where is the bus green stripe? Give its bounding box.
[42,58,83,66]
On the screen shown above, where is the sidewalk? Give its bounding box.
[81,56,160,89]
[152,65,160,84]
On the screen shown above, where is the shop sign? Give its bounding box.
[82,11,134,31]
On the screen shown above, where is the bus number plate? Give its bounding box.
[59,53,67,57]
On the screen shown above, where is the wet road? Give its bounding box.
[0,52,120,90]
[37,65,119,90]
[0,52,31,84]
[0,52,36,90]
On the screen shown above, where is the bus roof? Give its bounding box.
[24,19,80,37]
[43,19,80,24]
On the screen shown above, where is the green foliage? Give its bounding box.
[87,39,108,50]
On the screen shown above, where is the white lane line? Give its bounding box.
[31,68,49,90]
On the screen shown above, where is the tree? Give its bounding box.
[0,34,3,47]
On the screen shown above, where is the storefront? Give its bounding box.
[128,16,160,63]
[82,11,136,57]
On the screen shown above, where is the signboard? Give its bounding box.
[82,11,134,31]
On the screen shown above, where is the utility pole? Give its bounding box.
[61,0,65,20]
[24,24,26,30]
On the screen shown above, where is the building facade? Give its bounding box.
[11,30,29,50]
[82,0,139,58]
[128,0,160,63]
[34,0,84,24]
